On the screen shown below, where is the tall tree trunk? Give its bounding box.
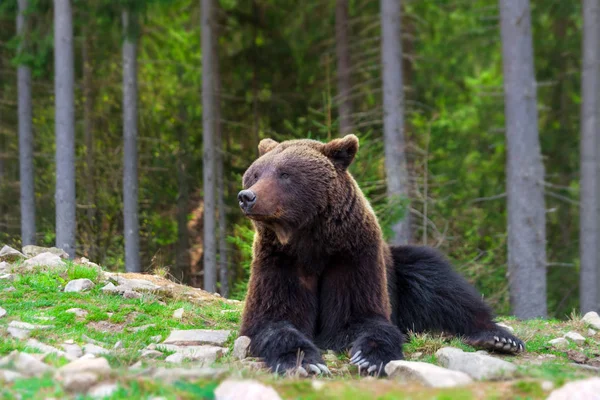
[82,28,97,260]
[54,0,76,257]
[580,0,600,313]
[175,66,190,284]
[18,0,35,246]
[202,0,217,293]
[214,20,228,297]
[380,0,411,245]
[335,0,353,135]
[499,0,547,318]
[122,10,140,272]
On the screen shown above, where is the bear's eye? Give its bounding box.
[280,172,290,179]
[254,173,258,180]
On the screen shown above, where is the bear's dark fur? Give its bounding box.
[238,135,524,376]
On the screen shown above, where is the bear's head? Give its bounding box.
[238,134,359,244]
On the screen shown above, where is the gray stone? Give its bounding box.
[61,372,99,392]
[549,338,569,349]
[88,383,118,398]
[0,273,14,281]
[152,367,227,383]
[128,324,156,332]
[26,339,74,360]
[106,276,160,293]
[22,252,66,269]
[0,261,10,272]
[140,349,163,359]
[101,282,118,293]
[547,377,600,400]
[215,380,282,400]
[163,329,231,346]
[65,308,88,318]
[0,369,24,383]
[64,278,94,293]
[0,351,53,377]
[113,341,123,350]
[78,257,101,270]
[61,343,83,359]
[583,312,600,330]
[8,327,30,340]
[9,320,53,330]
[123,290,141,299]
[233,336,251,360]
[158,344,226,366]
[0,307,6,318]
[165,353,186,363]
[565,331,586,345]
[172,308,184,319]
[57,357,111,377]
[385,360,473,388]
[436,347,517,380]
[22,245,69,259]
[83,343,109,356]
[149,335,162,343]
[0,246,26,262]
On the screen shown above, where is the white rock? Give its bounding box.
[105,276,160,294]
[312,380,326,391]
[215,380,282,400]
[385,360,473,388]
[0,307,6,318]
[0,273,14,281]
[128,324,156,332]
[233,336,251,360]
[0,245,26,262]
[61,343,83,359]
[140,349,163,359]
[83,343,109,356]
[61,372,99,392]
[22,252,66,269]
[163,329,231,346]
[8,327,30,340]
[436,347,517,380]
[565,331,586,345]
[26,339,74,360]
[0,369,24,383]
[0,351,52,377]
[149,335,162,343]
[542,381,555,391]
[9,320,53,330]
[65,308,88,318]
[410,352,423,360]
[57,357,111,377]
[88,383,118,398]
[123,290,142,299]
[101,282,118,293]
[0,261,10,272]
[22,245,69,259]
[64,278,94,293]
[113,341,123,350]
[165,353,186,363]
[158,344,226,366]
[549,338,569,349]
[547,377,600,400]
[496,322,515,333]
[583,312,600,331]
[173,308,184,319]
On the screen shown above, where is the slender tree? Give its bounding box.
[335,0,353,135]
[122,9,141,272]
[202,0,217,292]
[54,0,76,257]
[380,0,411,245]
[499,0,547,318]
[580,0,600,313]
[18,0,35,245]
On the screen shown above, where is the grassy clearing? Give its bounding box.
[1,262,599,399]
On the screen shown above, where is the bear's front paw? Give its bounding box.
[268,349,331,377]
[463,328,525,354]
[350,337,404,376]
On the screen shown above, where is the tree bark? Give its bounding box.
[499,0,547,318]
[18,0,36,245]
[580,0,600,313]
[380,0,411,245]
[122,10,140,272]
[202,0,217,293]
[54,0,76,257]
[336,0,353,135]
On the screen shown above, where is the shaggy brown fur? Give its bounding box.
[238,135,524,376]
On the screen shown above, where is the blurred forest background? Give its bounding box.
[0,0,592,319]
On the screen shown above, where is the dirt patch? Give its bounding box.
[87,320,125,333]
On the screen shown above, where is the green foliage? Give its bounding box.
[227,223,255,300]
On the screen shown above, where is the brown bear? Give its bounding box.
[238,134,524,376]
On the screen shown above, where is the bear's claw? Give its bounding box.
[464,327,525,354]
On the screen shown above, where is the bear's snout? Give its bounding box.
[238,189,257,212]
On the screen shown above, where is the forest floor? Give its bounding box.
[1,250,599,399]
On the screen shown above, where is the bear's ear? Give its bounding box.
[258,138,279,156]
[322,134,359,170]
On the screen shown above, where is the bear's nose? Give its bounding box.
[238,189,257,212]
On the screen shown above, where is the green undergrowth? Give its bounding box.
[1,263,599,399]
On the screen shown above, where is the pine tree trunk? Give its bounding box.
[54,0,76,257]
[202,0,217,293]
[18,0,36,246]
[580,0,600,313]
[499,0,547,318]
[122,10,140,272]
[380,0,411,245]
[336,0,353,135]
